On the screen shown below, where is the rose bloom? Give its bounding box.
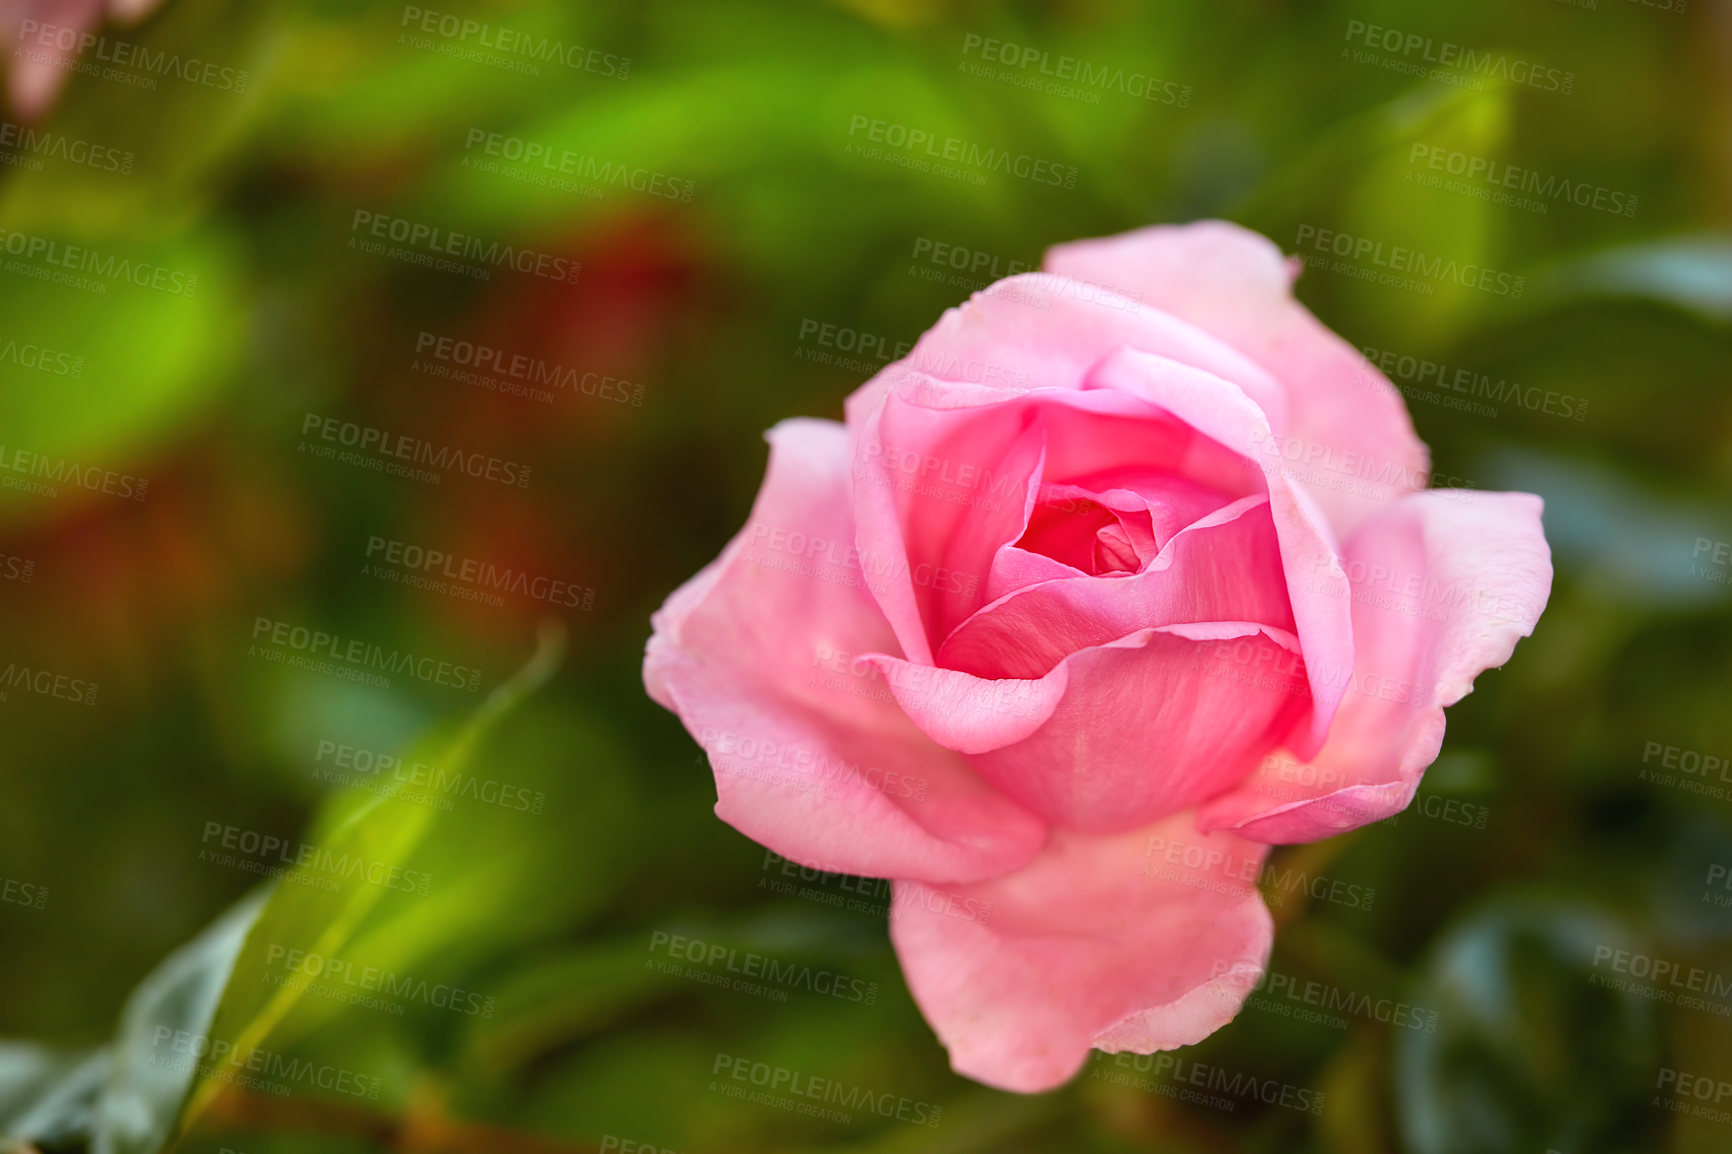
[644,221,1552,1093]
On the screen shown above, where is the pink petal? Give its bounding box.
[1044,221,1430,538]
[867,622,1311,832]
[890,811,1272,1093]
[644,418,1047,884]
[1083,347,1354,754]
[1197,490,1552,843]
[844,271,1290,441]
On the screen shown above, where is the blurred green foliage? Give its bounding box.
[0,0,1729,1151]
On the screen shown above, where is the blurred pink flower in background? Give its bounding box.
[1,0,163,118]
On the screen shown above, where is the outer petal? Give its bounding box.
[1196,490,1553,843]
[844,271,1290,435]
[1044,221,1430,537]
[644,418,1046,884]
[865,622,1311,833]
[889,811,1272,1093]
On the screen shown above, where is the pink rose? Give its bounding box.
[643,221,1552,1092]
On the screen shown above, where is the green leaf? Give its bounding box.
[175,621,567,1137]
[90,890,267,1154]
[0,1043,109,1147]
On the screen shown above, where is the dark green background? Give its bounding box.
[1,0,1729,1151]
